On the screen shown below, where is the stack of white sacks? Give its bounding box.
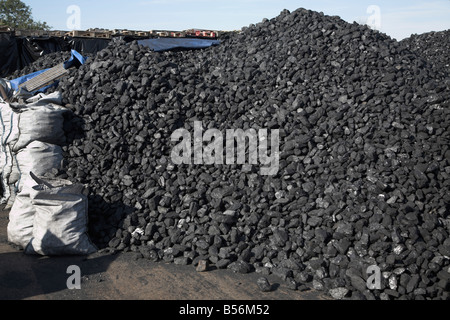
[0,92,97,255]
[0,92,66,207]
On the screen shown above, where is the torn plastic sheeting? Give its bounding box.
[9,49,87,93]
[138,38,220,52]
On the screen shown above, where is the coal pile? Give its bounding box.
[7,51,72,79]
[39,8,450,300]
[401,30,450,80]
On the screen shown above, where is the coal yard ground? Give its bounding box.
[1,7,449,301]
[0,209,328,300]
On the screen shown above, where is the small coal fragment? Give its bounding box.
[257,277,272,292]
[329,287,349,300]
[196,260,209,272]
[228,260,252,274]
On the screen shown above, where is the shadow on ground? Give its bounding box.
[0,250,116,300]
[0,209,330,301]
[0,208,117,300]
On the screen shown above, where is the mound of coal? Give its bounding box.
[49,8,450,300]
[7,51,72,79]
[401,30,450,80]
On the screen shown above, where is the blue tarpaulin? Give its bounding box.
[64,49,87,69]
[138,38,220,52]
[9,49,87,94]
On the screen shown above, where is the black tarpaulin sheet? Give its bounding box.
[1,36,70,77]
[68,38,110,55]
[31,37,71,55]
[17,37,43,68]
[0,34,20,78]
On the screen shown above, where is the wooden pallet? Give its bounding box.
[111,29,147,37]
[4,29,69,37]
[48,30,67,37]
[122,30,136,36]
[136,31,151,37]
[156,31,170,37]
[111,29,124,36]
[66,30,112,39]
[5,27,225,40]
[15,30,52,37]
[170,31,186,38]
[87,28,109,32]
[185,29,219,39]
[115,29,138,36]
[18,63,69,93]
[149,30,186,38]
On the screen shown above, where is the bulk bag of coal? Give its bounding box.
[9,141,64,192]
[24,173,97,256]
[0,92,67,208]
[7,174,40,249]
[0,101,19,205]
[11,92,67,153]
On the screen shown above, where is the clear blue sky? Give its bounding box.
[24,0,450,40]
